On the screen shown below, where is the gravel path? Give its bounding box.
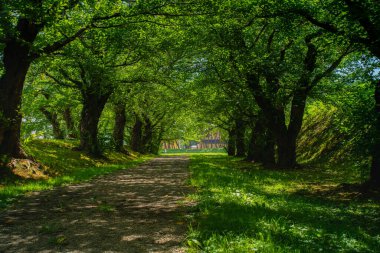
[0,156,192,253]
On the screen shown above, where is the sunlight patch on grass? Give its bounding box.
[186,155,380,253]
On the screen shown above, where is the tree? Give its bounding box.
[44,36,121,156]
[281,0,380,182]
[0,0,93,159]
[21,64,81,140]
[0,0,201,160]
[199,5,351,168]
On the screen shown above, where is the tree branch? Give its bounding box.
[293,8,369,44]
[310,45,352,89]
[266,29,276,52]
[76,62,87,86]
[58,68,82,88]
[249,22,268,49]
[91,19,176,29]
[279,40,294,63]
[107,56,142,68]
[35,26,89,59]
[293,9,339,33]
[45,72,77,89]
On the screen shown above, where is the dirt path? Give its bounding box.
[0,156,192,253]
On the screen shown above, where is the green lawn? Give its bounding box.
[0,139,153,209]
[186,155,380,253]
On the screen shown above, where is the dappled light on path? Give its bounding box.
[0,156,191,253]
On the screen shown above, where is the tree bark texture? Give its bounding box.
[140,117,153,154]
[112,102,127,152]
[131,115,143,153]
[247,73,308,168]
[276,89,308,168]
[0,19,40,159]
[78,93,110,157]
[247,120,275,167]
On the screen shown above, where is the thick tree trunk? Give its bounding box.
[370,80,380,186]
[227,128,236,156]
[78,93,110,157]
[247,73,307,169]
[141,117,153,154]
[112,102,127,152]
[39,107,64,139]
[276,135,297,168]
[0,20,40,159]
[275,89,308,169]
[247,125,260,162]
[247,120,275,166]
[131,115,143,153]
[63,107,77,138]
[262,134,275,167]
[235,118,246,157]
[263,108,296,169]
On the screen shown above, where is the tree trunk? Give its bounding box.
[370,80,380,186]
[235,118,246,157]
[262,133,275,167]
[247,120,275,167]
[275,89,308,169]
[39,107,64,139]
[276,134,297,169]
[151,127,164,155]
[141,117,153,154]
[112,102,127,152]
[247,73,307,169]
[227,127,236,156]
[78,93,110,157]
[131,115,143,153]
[0,19,40,159]
[247,125,259,162]
[63,107,77,138]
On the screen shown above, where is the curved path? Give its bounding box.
[0,156,191,253]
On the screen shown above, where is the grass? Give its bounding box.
[186,155,380,253]
[39,222,64,234]
[97,203,117,212]
[0,139,153,209]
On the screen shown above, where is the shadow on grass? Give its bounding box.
[188,155,380,252]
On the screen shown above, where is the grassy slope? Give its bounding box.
[187,155,380,253]
[0,139,152,209]
[297,103,370,174]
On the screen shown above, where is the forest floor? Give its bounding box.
[0,156,192,253]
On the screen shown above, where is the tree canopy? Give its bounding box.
[0,0,379,186]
